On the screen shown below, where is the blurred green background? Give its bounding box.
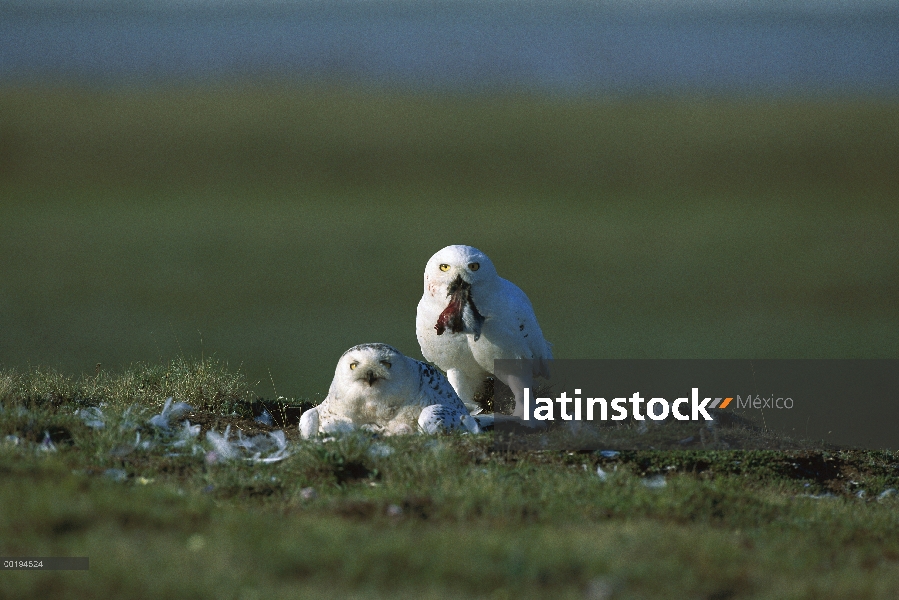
[1,86,897,398]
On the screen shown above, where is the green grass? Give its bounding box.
[1,86,897,396]
[2,361,899,598]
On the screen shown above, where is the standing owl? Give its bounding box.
[299,343,479,438]
[416,245,552,420]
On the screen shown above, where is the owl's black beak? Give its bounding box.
[446,275,469,295]
[364,370,380,386]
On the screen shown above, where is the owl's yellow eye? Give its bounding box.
[349,362,358,370]
[468,262,480,271]
[381,361,392,369]
[439,264,450,272]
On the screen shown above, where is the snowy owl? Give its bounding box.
[299,343,480,438]
[416,245,552,420]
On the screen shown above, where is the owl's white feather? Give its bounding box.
[299,343,475,439]
[416,245,552,420]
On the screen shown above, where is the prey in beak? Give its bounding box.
[435,276,485,340]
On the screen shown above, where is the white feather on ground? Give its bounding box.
[148,397,194,430]
[76,406,106,429]
[205,426,291,463]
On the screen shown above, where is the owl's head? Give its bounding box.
[423,245,498,293]
[332,343,416,407]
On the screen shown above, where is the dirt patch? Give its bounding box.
[334,499,379,519]
[400,496,433,520]
[333,461,373,485]
[216,482,286,500]
[771,451,894,495]
[245,399,315,429]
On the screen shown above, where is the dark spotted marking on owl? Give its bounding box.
[419,363,444,392]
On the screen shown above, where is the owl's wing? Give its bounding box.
[300,376,348,439]
[495,278,553,378]
[299,407,320,439]
[414,360,479,434]
[418,404,480,434]
[416,361,469,412]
